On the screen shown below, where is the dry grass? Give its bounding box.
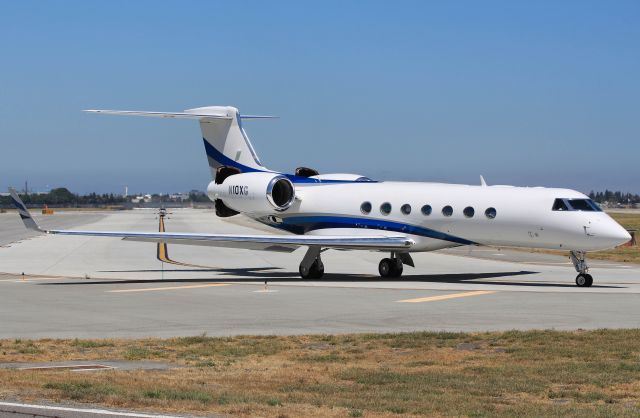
[1,330,640,417]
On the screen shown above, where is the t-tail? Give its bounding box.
[84,106,276,180]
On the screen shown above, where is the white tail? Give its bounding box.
[84,106,276,178]
[189,106,269,177]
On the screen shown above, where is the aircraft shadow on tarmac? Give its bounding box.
[38,269,624,289]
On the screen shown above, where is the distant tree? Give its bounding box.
[589,190,640,204]
[47,188,76,205]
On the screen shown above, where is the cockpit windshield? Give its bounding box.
[552,198,603,212]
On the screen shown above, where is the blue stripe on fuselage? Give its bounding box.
[269,215,477,246]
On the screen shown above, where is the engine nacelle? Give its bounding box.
[207,172,296,214]
[309,173,373,182]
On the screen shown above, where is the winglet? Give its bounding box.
[8,188,43,232]
[480,175,488,187]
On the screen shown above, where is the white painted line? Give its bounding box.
[253,289,279,293]
[0,401,183,417]
[108,283,230,293]
[17,364,113,371]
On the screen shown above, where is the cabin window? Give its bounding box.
[485,207,497,219]
[463,206,475,218]
[360,201,372,214]
[421,205,432,216]
[380,202,392,215]
[401,204,411,215]
[442,205,453,217]
[552,198,569,211]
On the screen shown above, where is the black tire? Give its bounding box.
[379,258,393,278]
[575,273,590,287]
[300,260,324,279]
[390,259,403,278]
[299,264,312,279]
[311,262,325,279]
[584,274,593,287]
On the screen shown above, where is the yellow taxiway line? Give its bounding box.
[397,290,496,303]
[108,283,230,293]
[0,277,71,283]
[156,215,218,269]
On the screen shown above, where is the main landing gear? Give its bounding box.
[299,246,324,279]
[297,248,415,280]
[379,257,403,278]
[570,250,593,287]
[378,252,414,278]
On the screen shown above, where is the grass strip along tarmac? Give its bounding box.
[0,331,639,417]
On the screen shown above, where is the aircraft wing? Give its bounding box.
[8,189,414,252]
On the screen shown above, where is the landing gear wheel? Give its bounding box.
[379,258,403,278]
[312,261,325,279]
[575,273,593,287]
[300,260,324,279]
[379,258,393,278]
[391,259,403,278]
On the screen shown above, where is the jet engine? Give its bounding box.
[207,172,296,214]
[309,173,373,182]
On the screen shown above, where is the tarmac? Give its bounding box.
[0,209,639,339]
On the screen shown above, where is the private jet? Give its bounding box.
[10,106,631,287]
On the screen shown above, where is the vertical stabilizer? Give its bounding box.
[187,106,269,177]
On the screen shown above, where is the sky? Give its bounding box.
[0,1,638,195]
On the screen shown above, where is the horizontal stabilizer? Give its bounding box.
[83,110,232,120]
[84,109,277,120]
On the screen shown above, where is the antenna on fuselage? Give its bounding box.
[480,175,488,187]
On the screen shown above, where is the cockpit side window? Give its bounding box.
[587,199,603,212]
[552,198,603,212]
[567,198,603,212]
[552,198,569,211]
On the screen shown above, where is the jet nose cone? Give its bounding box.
[603,222,632,247]
[617,227,632,245]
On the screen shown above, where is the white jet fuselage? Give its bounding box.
[18,104,624,285]
[213,180,630,253]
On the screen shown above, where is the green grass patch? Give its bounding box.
[71,339,115,348]
[44,381,119,400]
[143,388,213,403]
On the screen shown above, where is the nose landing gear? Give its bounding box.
[570,251,593,287]
[575,273,593,287]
